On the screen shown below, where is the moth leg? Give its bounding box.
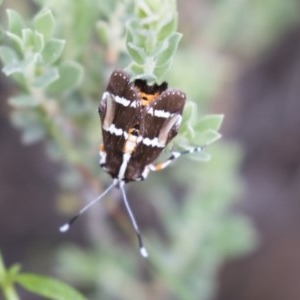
[99,143,107,167]
[150,145,206,172]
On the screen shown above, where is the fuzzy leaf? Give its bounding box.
[153,60,171,82]
[33,67,59,88]
[156,32,182,66]
[33,30,44,52]
[42,38,65,64]
[34,9,55,41]
[11,110,40,129]
[196,115,224,132]
[21,126,46,144]
[1,53,35,76]
[22,28,35,50]
[16,273,87,300]
[125,62,144,78]
[0,46,19,66]
[188,150,211,162]
[9,95,39,107]
[7,264,21,281]
[0,46,26,85]
[157,12,178,41]
[126,42,145,64]
[47,61,83,93]
[144,31,157,55]
[179,101,198,143]
[199,129,222,145]
[6,31,23,51]
[96,21,109,45]
[0,25,4,41]
[6,9,24,36]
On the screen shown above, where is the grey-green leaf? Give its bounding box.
[157,12,178,41]
[6,31,23,51]
[33,30,45,52]
[0,46,19,66]
[156,32,182,66]
[196,115,224,132]
[6,9,24,36]
[126,42,145,64]
[47,61,83,94]
[22,28,35,50]
[33,9,55,41]
[199,129,222,145]
[16,273,87,300]
[153,60,171,82]
[188,150,211,162]
[8,95,40,107]
[21,126,46,144]
[42,38,65,64]
[96,21,109,45]
[0,48,35,76]
[33,67,59,88]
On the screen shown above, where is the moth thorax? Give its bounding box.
[123,127,140,154]
[139,92,159,106]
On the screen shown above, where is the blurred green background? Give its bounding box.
[1,0,300,299]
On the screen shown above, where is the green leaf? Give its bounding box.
[157,12,178,40]
[156,32,182,66]
[0,46,19,66]
[11,110,40,130]
[22,28,35,50]
[21,125,46,144]
[96,21,109,45]
[181,101,198,129]
[42,38,65,64]
[6,31,23,52]
[33,9,55,41]
[126,42,145,64]
[0,25,5,42]
[0,251,5,282]
[6,9,24,36]
[33,30,44,52]
[0,46,26,85]
[8,95,40,107]
[125,62,144,78]
[199,129,222,145]
[153,60,171,81]
[144,30,157,55]
[0,49,36,77]
[47,61,83,93]
[196,115,224,132]
[16,273,87,300]
[33,67,59,88]
[7,264,21,282]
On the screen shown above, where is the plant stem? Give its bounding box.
[2,285,20,300]
[0,253,19,300]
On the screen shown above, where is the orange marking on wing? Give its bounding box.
[99,144,105,152]
[139,92,159,106]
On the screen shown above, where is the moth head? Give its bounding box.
[134,79,168,106]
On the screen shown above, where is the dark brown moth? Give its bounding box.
[60,70,205,258]
[99,70,186,182]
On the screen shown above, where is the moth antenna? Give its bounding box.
[119,182,149,258]
[59,180,117,233]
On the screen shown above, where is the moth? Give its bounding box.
[60,70,205,257]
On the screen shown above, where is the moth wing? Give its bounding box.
[133,89,186,166]
[99,70,140,176]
